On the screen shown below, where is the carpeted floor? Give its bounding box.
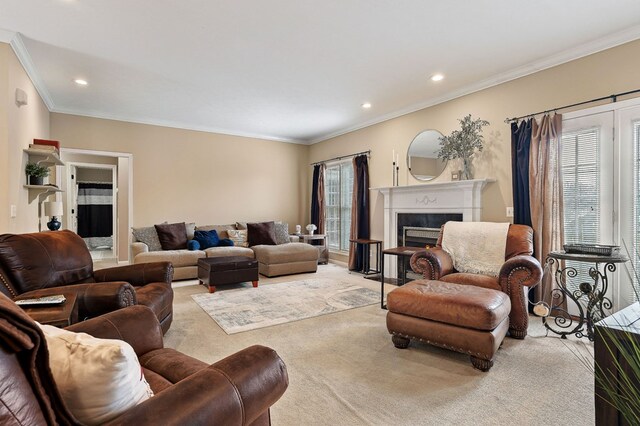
[165,263,595,426]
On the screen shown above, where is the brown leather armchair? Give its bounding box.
[410,224,542,338]
[0,230,174,333]
[0,293,288,425]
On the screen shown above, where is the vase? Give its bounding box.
[309,229,315,235]
[461,157,473,180]
[28,176,44,186]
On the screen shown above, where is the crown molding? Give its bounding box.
[9,32,55,111]
[50,107,306,145]
[0,28,14,43]
[308,24,640,144]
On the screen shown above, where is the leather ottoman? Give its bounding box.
[198,256,259,293]
[386,279,511,371]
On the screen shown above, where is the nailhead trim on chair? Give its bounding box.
[120,287,136,307]
[0,272,17,298]
[391,332,489,359]
[505,265,533,336]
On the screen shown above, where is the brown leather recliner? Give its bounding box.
[0,293,288,425]
[409,224,542,338]
[0,230,174,333]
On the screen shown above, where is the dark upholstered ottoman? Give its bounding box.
[386,279,511,371]
[198,256,259,293]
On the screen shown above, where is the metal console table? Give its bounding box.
[544,251,628,341]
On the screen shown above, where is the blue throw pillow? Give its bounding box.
[194,230,220,249]
[187,239,200,251]
[217,238,234,247]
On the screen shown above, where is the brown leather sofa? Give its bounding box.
[0,293,289,425]
[409,224,542,338]
[0,230,174,333]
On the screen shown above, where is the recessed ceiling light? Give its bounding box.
[74,79,88,86]
[430,74,444,82]
[361,102,372,109]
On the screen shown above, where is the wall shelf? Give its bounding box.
[23,185,63,203]
[24,148,64,166]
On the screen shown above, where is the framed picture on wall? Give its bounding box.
[451,170,462,181]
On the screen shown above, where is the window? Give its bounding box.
[324,161,353,251]
[631,120,640,301]
[561,128,600,289]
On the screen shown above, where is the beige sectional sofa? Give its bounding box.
[131,223,319,280]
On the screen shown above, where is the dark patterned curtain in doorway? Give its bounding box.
[77,182,113,249]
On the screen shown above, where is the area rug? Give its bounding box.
[191,278,379,334]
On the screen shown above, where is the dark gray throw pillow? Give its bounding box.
[155,222,188,250]
[247,221,277,246]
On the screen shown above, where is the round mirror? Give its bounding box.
[407,129,447,181]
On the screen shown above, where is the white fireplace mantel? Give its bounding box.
[374,178,495,250]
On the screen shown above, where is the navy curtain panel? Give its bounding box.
[348,155,370,271]
[310,164,326,234]
[511,119,533,227]
[77,182,113,238]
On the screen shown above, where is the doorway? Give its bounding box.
[68,163,117,261]
[60,149,133,264]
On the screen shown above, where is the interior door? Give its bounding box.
[68,165,78,232]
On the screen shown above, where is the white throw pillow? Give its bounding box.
[39,324,154,425]
[227,229,249,247]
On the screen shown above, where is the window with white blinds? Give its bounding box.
[324,161,353,251]
[561,128,600,290]
[632,120,640,301]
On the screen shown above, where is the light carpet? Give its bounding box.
[165,263,595,426]
[192,277,379,334]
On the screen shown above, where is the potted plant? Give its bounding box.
[437,114,490,180]
[25,162,50,186]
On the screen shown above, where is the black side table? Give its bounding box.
[379,246,421,309]
[349,239,382,276]
[543,251,628,341]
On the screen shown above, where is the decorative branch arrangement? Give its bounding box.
[437,114,490,180]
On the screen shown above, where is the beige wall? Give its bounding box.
[0,44,9,233]
[309,39,640,242]
[0,43,51,234]
[51,114,310,231]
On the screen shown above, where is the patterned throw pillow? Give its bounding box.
[131,226,163,252]
[274,222,290,245]
[227,229,249,247]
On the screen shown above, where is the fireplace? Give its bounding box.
[396,213,463,282]
[376,178,494,280]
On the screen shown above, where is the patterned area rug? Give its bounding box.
[191,278,379,334]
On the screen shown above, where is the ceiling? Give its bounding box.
[1,1,640,144]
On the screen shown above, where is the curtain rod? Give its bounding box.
[504,88,640,124]
[310,150,371,166]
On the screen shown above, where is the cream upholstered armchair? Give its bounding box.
[409,224,543,338]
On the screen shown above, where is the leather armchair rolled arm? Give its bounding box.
[410,248,455,280]
[103,345,289,426]
[94,262,174,287]
[66,305,163,356]
[498,255,543,291]
[19,282,136,320]
[498,255,543,339]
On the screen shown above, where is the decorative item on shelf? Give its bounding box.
[450,170,462,181]
[295,225,302,235]
[44,201,63,231]
[25,162,50,186]
[437,114,490,180]
[306,224,317,235]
